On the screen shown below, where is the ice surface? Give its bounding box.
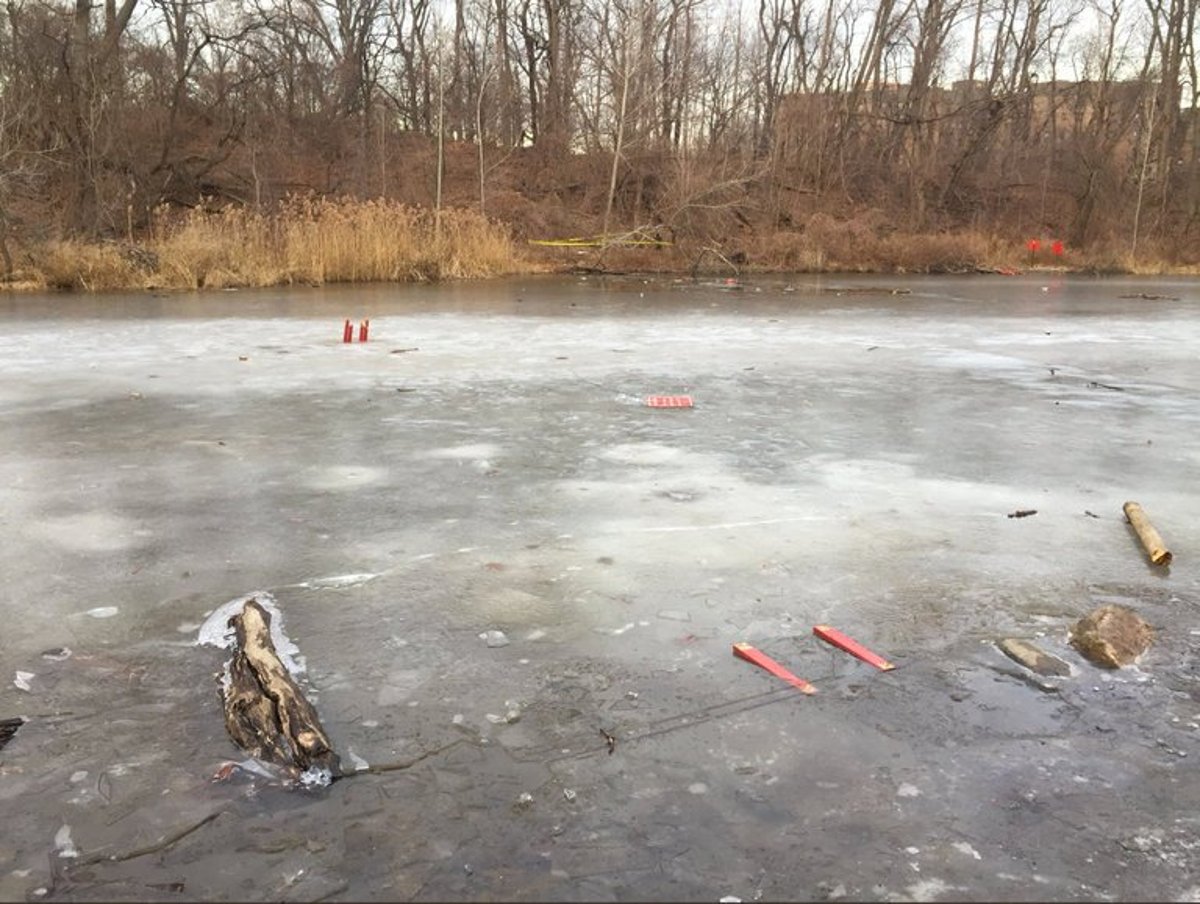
[3,276,1200,902]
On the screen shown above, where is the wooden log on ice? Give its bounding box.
[0,716,23,752]
[1123,501,1172,566]
[222,598,340,779]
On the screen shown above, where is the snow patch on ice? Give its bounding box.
[85,606,119,619]
[952,841,982,860]
[893,878,952,902]
[296,572,379,590]
[299,766,333,788]
[424,443,501,460]
[13,671,34,691]
[54,825,78,859]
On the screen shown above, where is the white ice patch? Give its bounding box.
[601,442,683,466]
[33,513,137,552]
[54,825,78,859]
[195,591,306,676]
[296,572,379,590]
[305,465,388,491]
[900,878,952,902]
[345,750,370,773]
[897,783,921,798]
[424,443,501,460]
[13,671,34,691]
[601,622,636,636]
[85,606,119,619]
[299,766,333,788]
[951,841,982,860]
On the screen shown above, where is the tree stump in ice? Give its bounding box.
[222,599,340,779]
[1069,604,1153,669]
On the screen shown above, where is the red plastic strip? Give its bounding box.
[812,625,896,671]
[732,642,817,694]
[645,395,694,408]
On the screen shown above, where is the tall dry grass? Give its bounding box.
[31,197,520,291]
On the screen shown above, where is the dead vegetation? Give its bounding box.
[29,199,518,291]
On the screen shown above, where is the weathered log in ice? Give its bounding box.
[221,599,340,781]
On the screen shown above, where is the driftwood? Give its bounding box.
[0,716,23,751]
[1123,501,1172,566]
[222,599,340,780]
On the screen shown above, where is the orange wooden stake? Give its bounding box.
[732,642,817,694]
[812,625,896,671]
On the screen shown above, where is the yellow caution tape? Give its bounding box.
[528,234,672,248]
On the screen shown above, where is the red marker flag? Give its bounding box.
[646,395,694,408]
[732,642,817,694]
[813,625,896,671]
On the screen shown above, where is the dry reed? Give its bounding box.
[30,197,519,291]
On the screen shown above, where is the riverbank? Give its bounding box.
[2,199,1197,293]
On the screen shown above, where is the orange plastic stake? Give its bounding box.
[732,642,817,694]
[812,625,896,671]
[646,395,694,408]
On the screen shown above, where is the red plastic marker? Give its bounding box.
[732,642,817,694]
[342,319,353,343]
[359,319,370,342]
[812,625,896,671]
[646,395,693,408]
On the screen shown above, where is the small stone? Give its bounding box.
[480,630,510,648]
[516,792,534,808]
[563,788,577,802]
[1070,605,1153,668]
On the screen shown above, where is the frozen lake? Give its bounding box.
[1,273,1199,901]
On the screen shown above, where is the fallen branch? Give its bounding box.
[690,246,740,278]
[360,739,469,775]
[74,811,225,866]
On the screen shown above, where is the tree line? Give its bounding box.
[0,0,1197,271]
